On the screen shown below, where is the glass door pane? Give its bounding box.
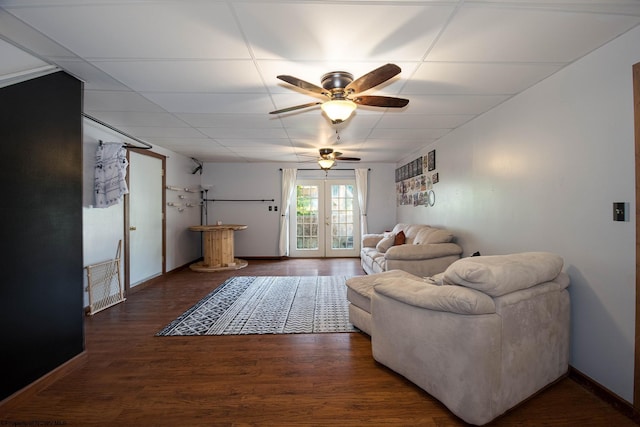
[326,183,359,257]
[296,185,319,250]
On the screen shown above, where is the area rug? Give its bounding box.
[156,276,357,336]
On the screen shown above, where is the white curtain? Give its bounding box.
[278,168,297,256]
[355,168,369,235]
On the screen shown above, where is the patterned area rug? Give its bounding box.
[156,276,357,336]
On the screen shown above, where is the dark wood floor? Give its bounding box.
[1,258,636,426]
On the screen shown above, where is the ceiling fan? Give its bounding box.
[270,63,409,124]
[317,147,360,171]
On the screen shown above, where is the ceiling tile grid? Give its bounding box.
[1,0,639,163]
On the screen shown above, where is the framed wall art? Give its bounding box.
[427,150,436,171]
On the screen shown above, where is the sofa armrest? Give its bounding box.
[384,243,462,260]
[362,233,385,248]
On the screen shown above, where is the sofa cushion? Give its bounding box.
[362,233,385,248]
[425,272,452,286]
[374,278,496,315]
[394,230,406,245]
[424,229,454,244]
[376,234,396,253]
[414,227,454,244]
[443,252,564,297]
[413,227,433,245]
[346,270,419,313]
[402,224,424,242]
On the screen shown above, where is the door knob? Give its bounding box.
[129,226,137,231]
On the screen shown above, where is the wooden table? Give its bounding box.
[189,224,248,272]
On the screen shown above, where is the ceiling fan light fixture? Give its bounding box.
[321,99,357,124]
[318,158,335,170]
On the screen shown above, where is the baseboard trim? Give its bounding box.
[569,366,640,423]
[127,261,195,295]
[0,351,88,408]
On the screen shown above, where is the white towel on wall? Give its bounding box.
[94,142,129,208]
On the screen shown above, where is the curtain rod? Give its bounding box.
[204,199,275,202]
[83,113,153,150]
[279,168,370,171]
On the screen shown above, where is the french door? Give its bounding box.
[289,179,360,258]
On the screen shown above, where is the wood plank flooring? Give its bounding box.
[1,258,636,426]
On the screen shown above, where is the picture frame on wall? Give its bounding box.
[414,158,421,176]
[432,172,439,184]
[427,150,436,171]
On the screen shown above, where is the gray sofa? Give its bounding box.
[360,223,462,277]
[346,252,570,425]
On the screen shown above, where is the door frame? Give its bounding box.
[633,61,640,409]
[124,148,166,291]
[289,178,360,258]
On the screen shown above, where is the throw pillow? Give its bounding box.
[375,235,396,253]
[394,230,406,245]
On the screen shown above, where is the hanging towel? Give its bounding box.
[95,142,129,208]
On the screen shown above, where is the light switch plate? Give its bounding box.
[613,202,628,221]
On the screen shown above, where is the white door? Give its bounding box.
[128,151,163,287]
[289,179,360,258]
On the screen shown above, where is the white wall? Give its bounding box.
[82,119,201,306]
[397,27,640,402]
[201,162,397,257]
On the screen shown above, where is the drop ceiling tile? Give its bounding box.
[284,126,341,142]
[406,94,508,115]
[428,5,640,63]
[3,2,251,59]
[185,151,243,162]
[405,62,564,95]
[177,113,284,129]
[198,127,288,139]
[376,114,475,129]
[93,60,265,93]
[116,126,206,139]
[84,111,188,128]
[481,0,640,15]
[242,152,300,162]
[84,90,166,112]
[369,128,451,140]
[0,8,76,58]
[147,138,227,150]
[141,93,275,114]
[216,138,293,148]
[234,2,456,61]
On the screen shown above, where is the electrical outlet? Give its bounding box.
[268,206,272,211]
[274,206,278,211]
